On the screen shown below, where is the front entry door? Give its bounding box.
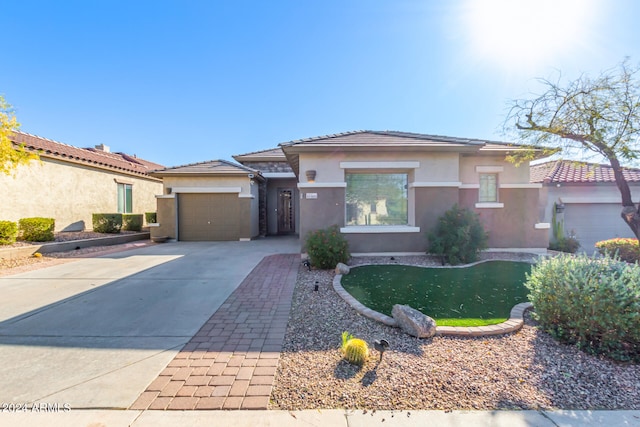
[277,188,295,234]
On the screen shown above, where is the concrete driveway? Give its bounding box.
[0,237,299,409]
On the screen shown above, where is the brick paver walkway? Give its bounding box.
[130,253,299,410]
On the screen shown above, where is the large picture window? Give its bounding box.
[346,173,408,226]
[117,183,133,213]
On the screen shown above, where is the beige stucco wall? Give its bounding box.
[459,156,530,184]
[153,196,176,239]
[1,157,162,232]
[298,152,460,183]
[162,176,255,197]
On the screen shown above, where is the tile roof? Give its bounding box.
[280,130,514,148]
[11,131,164,178]
[530,160,640,184]
[150,159,262,177]
[233,147,287,161]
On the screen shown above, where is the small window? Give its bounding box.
[117,183,133,213]
[345,173,408,226]
[479,174,497,202]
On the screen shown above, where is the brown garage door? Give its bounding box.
[178,193,241,241]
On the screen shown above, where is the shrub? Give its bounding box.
[427,204,488,265]
[145,212,157,224]
[595,238,640,264]
[341,331,369,365]
[548,237,580,253]
[0,220,18,245]
[526,253,640,362]
[305,225,350,269]
[92,213,123,234]
[122,214,143,231]
[18,217,55,242]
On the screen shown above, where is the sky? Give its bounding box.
[2,0,639,167]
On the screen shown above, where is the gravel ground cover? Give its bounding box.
[0,231,146,274]
[270,254,640,411]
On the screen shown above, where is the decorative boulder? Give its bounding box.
[335,263,351,275]
[391,304,437,338]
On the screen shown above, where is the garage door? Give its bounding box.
[564,203,636,253]
[178,193,241,241]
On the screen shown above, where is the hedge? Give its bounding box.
[595,238,640,264]
[145,212,157,224]
[0,221,18,245]
[18,217,55,242]
[122,214,143,231]
[92,213,123,234]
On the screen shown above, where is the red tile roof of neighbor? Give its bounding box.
[11,131,164,177]
[531,160,640,184]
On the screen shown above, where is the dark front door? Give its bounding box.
[277,188,295,234]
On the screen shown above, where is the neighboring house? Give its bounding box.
[531,160,640,253]
[3,131,164,232]
[151,130,550,254]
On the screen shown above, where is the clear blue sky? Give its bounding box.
[2,0,639,167]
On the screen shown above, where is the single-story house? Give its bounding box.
[531,160,640,253]
[150,130,551,253]
[3,131,164,232]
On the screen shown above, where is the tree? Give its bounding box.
[505,59,640,239]
[0,95,37,175]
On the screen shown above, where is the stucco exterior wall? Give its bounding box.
[1,157,162,232]
[153,196,176,239]
[296,150,546,253]
[298,152,460,183]
[299,187,345,241]
[459,188,548,249]
[162,176,254,197]
[459,156,530,184]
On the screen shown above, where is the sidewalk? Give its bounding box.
[2,409,639,426]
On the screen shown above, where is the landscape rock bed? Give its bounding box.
[0,231,150,274]
[270,254,640,410]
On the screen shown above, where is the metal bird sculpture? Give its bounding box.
[373,339,390,362]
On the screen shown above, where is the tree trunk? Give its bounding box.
[611,157,640,239]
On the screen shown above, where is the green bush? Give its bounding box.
[595,238,640,263]
[526,253,640,362]
[92,213,123,234]
[548,237,580,253]
[427,204,488,265]
[145,212,157,224]
[18,217,55,242]
[305,225,350,269]
[122,214,143,231]
[0,221,18,245]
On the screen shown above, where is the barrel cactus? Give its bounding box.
[341,331,369,365]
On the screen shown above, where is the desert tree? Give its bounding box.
[505,59,640,239]
[0,95,37,175]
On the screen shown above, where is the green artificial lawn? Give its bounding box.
[341,261,531,327]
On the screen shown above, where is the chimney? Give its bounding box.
[95,144,110,153]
